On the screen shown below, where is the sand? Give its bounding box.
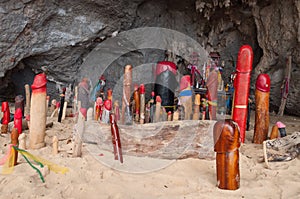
[0,112,299,199]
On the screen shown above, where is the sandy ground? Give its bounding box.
[0,111,299,199]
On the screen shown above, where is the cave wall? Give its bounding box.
[0,0,299,115]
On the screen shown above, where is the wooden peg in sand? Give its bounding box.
[10,128,19,166]
[214,119,240,190]
[253,74,271,144]
[193,94,201,120]
[18,133,26,150]
[52,136,58,155]
[121,65,132,125]
[154,96,162,123]
[29,73,47,149]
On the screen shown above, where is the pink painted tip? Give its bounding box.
[56,102,60,108]
[156,96,162,103]
[151,91,155,97]
[134,84,139,91]
[168,111,172,115]
[47,96,50,100]
[276,121,286,128]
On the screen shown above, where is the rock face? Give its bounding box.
[0,0,299,115]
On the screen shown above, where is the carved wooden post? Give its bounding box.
[253,74,270,144]
[278,55,292,116]
[10,128,19,166]
[139,84,145,124]
[179,75,193,120]
[121,65,132,125]
[232,45,253,143]
[206,69,218,120]
[1,102,10,134]
[29,73,47,149]
[62,101,68,120]
[24,84,31,125]
[14,108,23,134]
[149,91,155,123]
[193,94,201,120]
[214,119,240,190]
[58,88,66,122]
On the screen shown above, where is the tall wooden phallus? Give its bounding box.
[14,108,23,134]
[179,75,193,120]
[154,61,177,113]
[139,84,145,124]
[253,74,270,144]
[121,65,132,125]
[206,69,218,120]
[214,119,240,190]
[1,102,10,134]
[232,45,253,143]
[29,73,47,149]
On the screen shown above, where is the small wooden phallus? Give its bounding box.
[24,84,31,119]
[95,97,103,121]
[109,113,123,163]
[18,133,26,150]
[58,88,66,122]
[29,73,47,149]
[52,136,59,155]
[1,102,10,134]
[206,69,218,120]
[269,125,279,140]
[253,74,271,144]
[214,119,240,190]
[139,84,145,124]
[133,84,140,122]
[154,96,162,123]
[10,128,19,166]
